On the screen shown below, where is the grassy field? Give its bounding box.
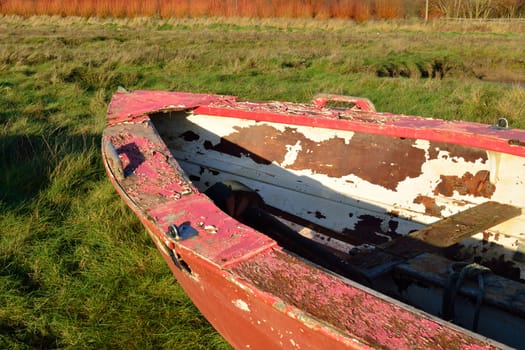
[1,15,524,349]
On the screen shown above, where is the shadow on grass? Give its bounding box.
[0,132,103,208]
[0,253,42,294]
[0,317,58,349]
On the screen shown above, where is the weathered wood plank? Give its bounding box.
[408,201,522,248]
[345,201,522,280]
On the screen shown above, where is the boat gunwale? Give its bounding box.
[107,90,525,159]
[193,104,525,158]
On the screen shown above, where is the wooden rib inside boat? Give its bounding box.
[103,91,525,349]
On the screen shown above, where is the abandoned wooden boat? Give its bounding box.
[102,90,525,349]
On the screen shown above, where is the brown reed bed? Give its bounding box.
[0,0,416,20]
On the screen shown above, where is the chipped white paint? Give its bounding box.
[281,141,302,167]
[233,299,251,312]
[488,150,502,183]
[290,338,301,348]
[204,225,217,234]
[155,112,525,277]
[490,153,525,207]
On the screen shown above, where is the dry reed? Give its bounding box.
[2,0,523,20]
[0,0,407,20]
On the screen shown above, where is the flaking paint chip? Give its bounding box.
[204,225,217,234]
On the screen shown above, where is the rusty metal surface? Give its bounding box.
[287,132,426,191]
[413,195,445,217]
[428,141,489,163]
[102,90,525,349]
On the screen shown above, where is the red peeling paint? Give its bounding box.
[147,197,277,267]
[106,90,233,126]
[104,122,277,267]
[232,249,497,349]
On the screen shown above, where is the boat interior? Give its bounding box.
[151,108,525,348]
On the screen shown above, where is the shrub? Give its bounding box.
[375,0,405,19]
[354,0,372,22]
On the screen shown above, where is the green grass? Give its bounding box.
[1,15,524,349]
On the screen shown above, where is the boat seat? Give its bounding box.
[346,201,521,280]
[407,201,521,248]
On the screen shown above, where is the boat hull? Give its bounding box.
[103,90,525,349]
